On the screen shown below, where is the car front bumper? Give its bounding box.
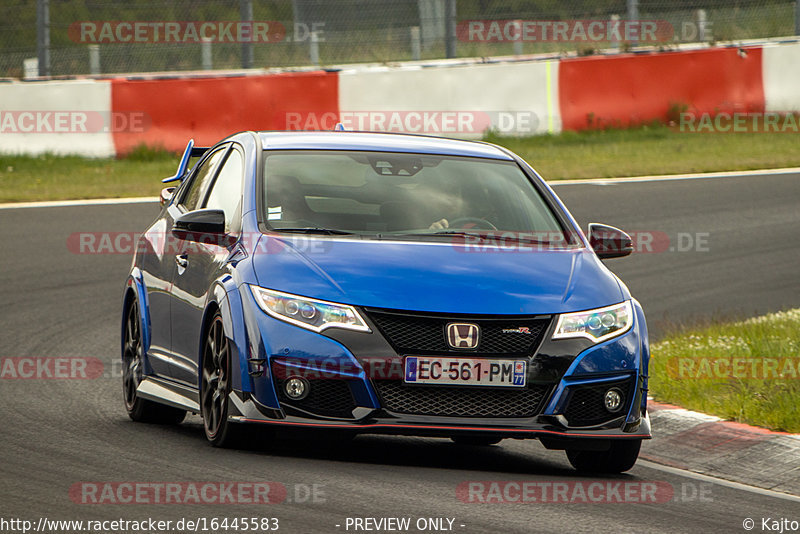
[230,290,651,442]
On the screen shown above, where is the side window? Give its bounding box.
[204,149,244,232]
[180,148,227,212]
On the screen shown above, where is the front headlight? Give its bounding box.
[552,301,633,343]
[250,286,370,333]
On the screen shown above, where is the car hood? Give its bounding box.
[250,235,626,315]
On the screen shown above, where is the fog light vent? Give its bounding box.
[285,377,309,400]
[604,388,624,413]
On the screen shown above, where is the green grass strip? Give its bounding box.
[4,126,800,202]
[650,309,800,433]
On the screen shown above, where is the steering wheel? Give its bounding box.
[447,217,498,230]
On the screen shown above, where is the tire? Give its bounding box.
[122,297,186,424]
[566,439,642,474]
[451,436,503,446]
[200,313,239,447]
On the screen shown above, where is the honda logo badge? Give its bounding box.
[446,323,480,349]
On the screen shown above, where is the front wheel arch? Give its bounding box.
[199,309,242,447]
[197,279,245,393]
[197,301,221,390]
[121,287,136,358]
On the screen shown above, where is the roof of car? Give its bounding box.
[256,131,514,160]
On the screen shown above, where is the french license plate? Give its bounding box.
[403,357,526,387]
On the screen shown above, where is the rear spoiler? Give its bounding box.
[162,140,210,183]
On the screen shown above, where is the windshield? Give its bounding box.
[261,150,577,246]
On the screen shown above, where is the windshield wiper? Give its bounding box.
[424,230,489,241]
[395,230,562,246]
[380,230,492,242]
[273,227,356,236]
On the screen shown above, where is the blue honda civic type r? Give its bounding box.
[122,130,650,473]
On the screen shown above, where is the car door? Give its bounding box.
[155,145,229,380]
[137,212,179,378]
[169,145,245,386]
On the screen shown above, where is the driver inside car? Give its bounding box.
[425,178,494,230]
[423,177,468,230]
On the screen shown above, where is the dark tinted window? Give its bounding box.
[204,149,244,232]
[180,148,226,211]
[262,150,572,245]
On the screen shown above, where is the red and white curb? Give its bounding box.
[643,399,800,497]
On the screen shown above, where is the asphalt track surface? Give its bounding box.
[1,171,798,533]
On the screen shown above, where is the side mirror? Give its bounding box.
[588,223,634,259]
[160,187,176,207]
[172,209,227,243]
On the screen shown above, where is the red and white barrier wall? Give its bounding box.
[762,42,800,112]
[111,71,338,154]
[559,46,764,130]
[1,40,799,157]
[0,80,116,157]
[337,60,560,136]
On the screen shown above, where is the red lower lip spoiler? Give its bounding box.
[235,417,650,439]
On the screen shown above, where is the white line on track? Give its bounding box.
[0,196,157,210]
[1,167,799,210]
[638,460,800,503]
[549,166,800,186]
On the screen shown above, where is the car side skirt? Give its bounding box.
[136,376,200,413]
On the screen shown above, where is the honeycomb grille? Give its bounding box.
[563,379,633,427]
[366,310,550,355]
[373,380,551,418]
[275,378,356,418]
